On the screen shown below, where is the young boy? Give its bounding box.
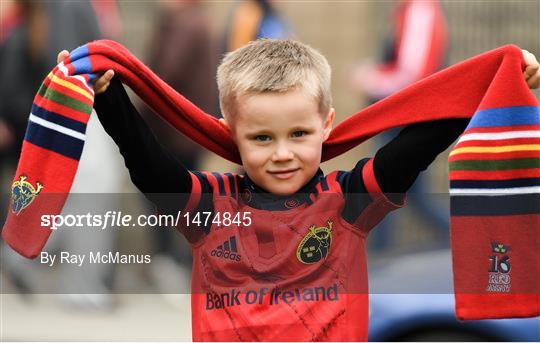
[59,40,539,341]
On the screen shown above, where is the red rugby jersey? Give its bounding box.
[179,158,404,341]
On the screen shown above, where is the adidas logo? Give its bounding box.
[211,236,241,262]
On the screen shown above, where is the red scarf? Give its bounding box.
[2,40,538,319]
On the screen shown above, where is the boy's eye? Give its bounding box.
[255,135,271,142]
[292,131,306,138]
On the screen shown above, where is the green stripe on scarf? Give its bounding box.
[38,84,92,114]
[449,158,540,171]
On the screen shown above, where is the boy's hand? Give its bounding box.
[57,50,115,94]
[522,49,540,89]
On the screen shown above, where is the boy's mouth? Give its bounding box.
[268,168,300,180]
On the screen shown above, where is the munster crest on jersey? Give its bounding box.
[11,175,43,215]
[296,221,333,264]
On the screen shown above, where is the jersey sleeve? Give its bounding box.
[180,171,241,243]
[340,158,406,233]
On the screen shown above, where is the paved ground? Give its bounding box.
[1,294,192,341]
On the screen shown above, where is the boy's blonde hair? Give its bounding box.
[217,39,332,119]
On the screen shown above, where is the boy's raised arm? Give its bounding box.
[93,77,192,201]
[373,118,469,194]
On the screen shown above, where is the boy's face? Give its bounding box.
[223,88,334,196]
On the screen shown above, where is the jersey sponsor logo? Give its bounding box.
[487,242,511,292]
[211,235,241,262]
[296,221,333,264]
[11,175,43,215]
[206,283,339,310]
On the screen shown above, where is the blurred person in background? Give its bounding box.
[349,0,446,102]
[90,0,123,39]
[348,0,448,251]
[0,0,23,177]
[0,0,124,310]
[137,0,218,295]
[223,0,292,53]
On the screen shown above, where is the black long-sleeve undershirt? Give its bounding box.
[94,77,192,195]
[94,77,468,206]
[373,118,469,193]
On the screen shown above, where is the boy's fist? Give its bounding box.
[522,49,540,89]
[56,50,114,94]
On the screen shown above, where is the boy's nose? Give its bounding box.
[271,143,294,162]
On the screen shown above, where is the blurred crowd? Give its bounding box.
[0,0,538,314]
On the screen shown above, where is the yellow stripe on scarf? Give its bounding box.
[47,72,93,101]
[450,144,540,156]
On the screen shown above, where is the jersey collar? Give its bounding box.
[239,169,323,210]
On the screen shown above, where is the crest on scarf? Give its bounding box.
[487,241,511,292]
[11,175,43,215]
[296,221,333,264]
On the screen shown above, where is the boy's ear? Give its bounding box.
[219,117,237,142]
[219,117,231,132]
[322,108,335,141]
